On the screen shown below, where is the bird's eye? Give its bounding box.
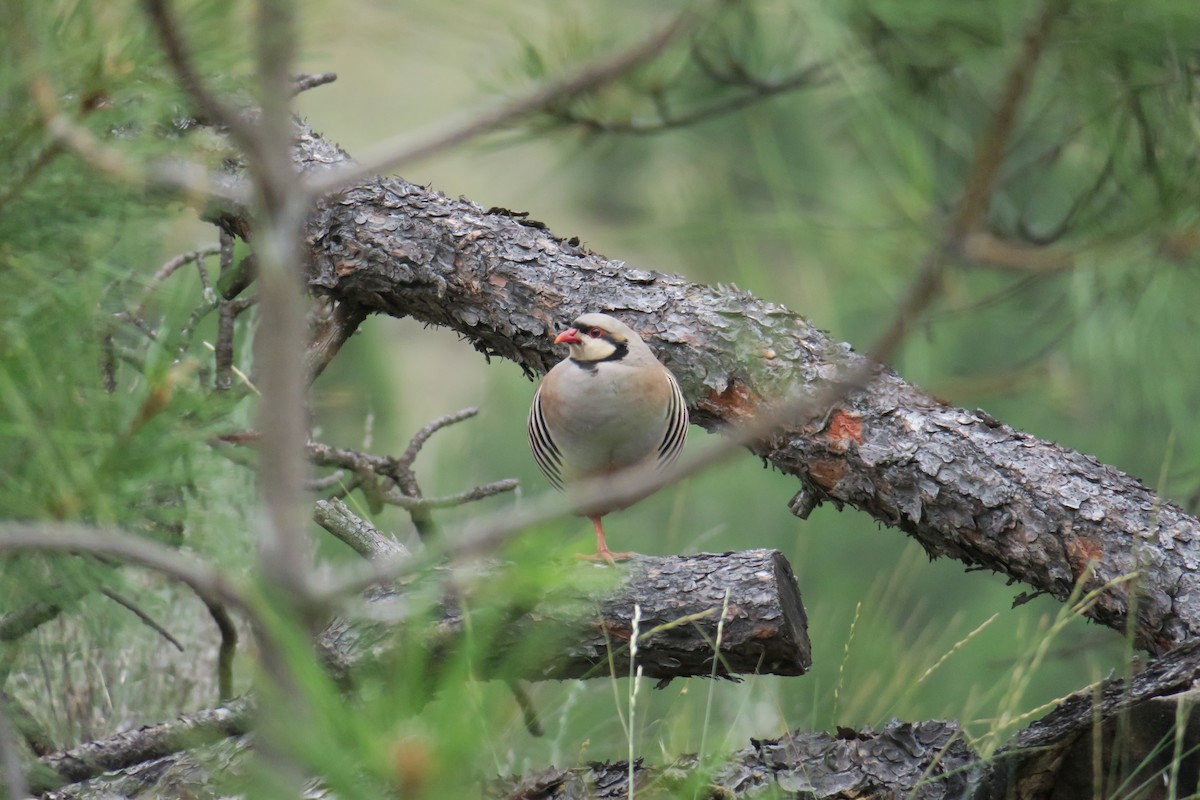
[588,327,604,338]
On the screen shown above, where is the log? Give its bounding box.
[36,718,971,800]
[209,118,1200,656]
[489,719,976,800]
[317,549,811,684]
[31,698,253,795]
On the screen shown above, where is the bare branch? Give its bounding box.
[383,480,520,511]
[305,296,367,382]
[203,601,239,703]
[291,71,338,96]
[100,588,185,652]
[306,470,347,490]
[313,498,407,561]
[963,229,1075,274]
[222,414,520,533]
[214,300,239,392]
[554,62,829,135]
[145,245,222,295]
[395,407,479,476]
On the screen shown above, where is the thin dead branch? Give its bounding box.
[291,71,337,96]
[383,480,520,512]
[313,498,407,561]
[99,589,184,653]
[217,411,521,537]
[962,230,1075,273]
[142,246,222,302]
[305,296,367,382]
[203,601,238,703]
[552,62,829,135]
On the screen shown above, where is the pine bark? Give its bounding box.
[209,119,1200,656]
[491,720,975,800]
[318,549,811,684]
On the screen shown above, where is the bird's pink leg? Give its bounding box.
[578,516,634,562]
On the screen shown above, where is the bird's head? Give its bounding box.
[553,313,638,364]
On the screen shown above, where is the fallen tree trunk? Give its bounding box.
[318,548,812,684]
[491,719,976,800]
[31,699,253,796]
[211,119,1200,656]
[313,500,810,682]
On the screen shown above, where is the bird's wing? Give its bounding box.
[528,385,564,490]
[656,370,688,470]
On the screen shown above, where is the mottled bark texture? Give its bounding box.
[39,738,252,800]
[317,549,811,684]
[30,698,252,795]
[491,720,975,800]
[35,719,971,800]
[214,120,1200,656]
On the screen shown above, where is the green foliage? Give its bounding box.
[0,0,258,745]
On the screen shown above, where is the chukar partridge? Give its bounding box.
[528,313,689,560]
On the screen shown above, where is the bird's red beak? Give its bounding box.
[554,327,582,345]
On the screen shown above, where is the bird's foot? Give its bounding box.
[575,548,636,564]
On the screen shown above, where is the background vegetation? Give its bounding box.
[2,0,1197,795]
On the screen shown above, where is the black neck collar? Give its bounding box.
[570,341,628,371]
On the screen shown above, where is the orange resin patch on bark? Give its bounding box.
[701,379,760,423]
[1065,535,1105,580]
[825,409,863,446]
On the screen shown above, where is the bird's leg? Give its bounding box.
[578,515,634,563]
